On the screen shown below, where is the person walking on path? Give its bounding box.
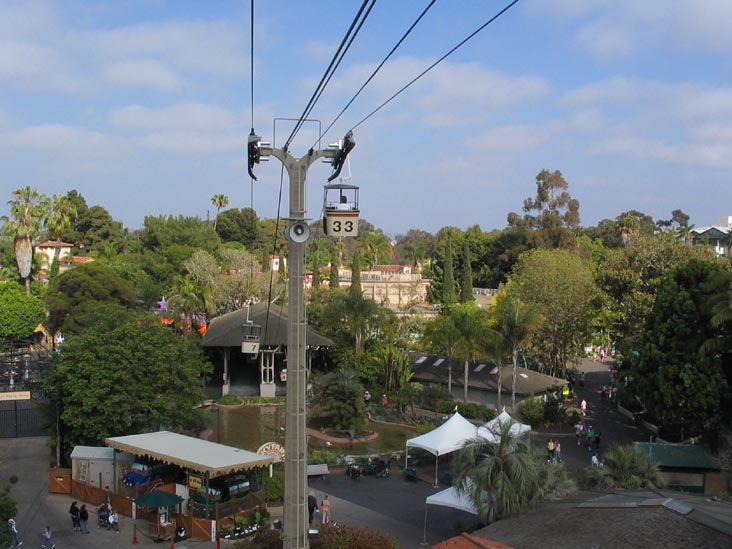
[321,495,332,525]
[547,439,556,462]
[581,399,587,416]
[554,442,562,463]
[41,526,55,548]
[79,503,90,534]
[587,426,595,451]
[381,394,388,407]
[308,491,319,524]
[69,500,81,532]
[594,430,602,453]
[8,517,22,546]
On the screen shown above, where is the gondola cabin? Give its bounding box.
[241,322,260,355]
[323,183,359,237]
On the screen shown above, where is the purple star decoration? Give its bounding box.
[158,296,167,311]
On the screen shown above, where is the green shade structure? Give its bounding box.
[133,490,183,508]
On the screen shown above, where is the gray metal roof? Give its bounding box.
[410,353,567,395]
[201,302,333,348]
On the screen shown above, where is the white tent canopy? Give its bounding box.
[406,412,493,486]
[406,412,480,456]
[426,486,479,515]
[483,409,531,438]
[423,481,485,544]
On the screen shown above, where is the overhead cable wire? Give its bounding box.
[283,0,375,151]
[318,0,438,146]
[350,0,520,132]
[263,163,286,342]
[249,0,256,300]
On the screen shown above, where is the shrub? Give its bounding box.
[233,527,282,548]
[415,421,434,435]
[536,457,578,500]
[310,523,400,549]
[542,391,567,425]
[581,444,665,490]
[264,468,285,504]
[518,397,544,427]
[436,400,496,422]
[308,448,340,465]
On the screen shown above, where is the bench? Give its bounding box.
[307,464,330,477]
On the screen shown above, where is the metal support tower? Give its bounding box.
[260,144,336,549]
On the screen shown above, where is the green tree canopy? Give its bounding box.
[633,258,730,441]
[0,281,45,346]
[596,232,713,355]
[507,169,580,249]
[45,262,137,335]
[47,307,212,452]
[507,248,601,377]
[215,207,259,247]
[310,369,365,435]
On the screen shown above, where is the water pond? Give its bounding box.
[207,405,414,456]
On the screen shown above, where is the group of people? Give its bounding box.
[575,422,602,453]
[308,492,332,525]
[6,517,55,548]
[546,439,562,462]
[96,501,120,532]
[69,500,90,534]
[363,390,389,408]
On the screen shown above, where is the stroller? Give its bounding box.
[97,504,110,529]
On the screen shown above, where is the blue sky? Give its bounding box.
[1,0,731,237]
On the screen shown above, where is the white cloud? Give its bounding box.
[84,20,247,79]
[592,136,732,170]
[102,59,183,93]
[323,58,549,130]
[466,125,548,153]
[0,124,116,153]
[140,131,243,152]
[530,1,732,58]
[109,103,242,132]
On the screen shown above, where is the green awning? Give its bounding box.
[134,490,184,508]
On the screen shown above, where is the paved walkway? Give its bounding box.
[531,357,648,470]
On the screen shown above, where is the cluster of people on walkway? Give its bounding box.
[308,491,333,525]
[546,439,562,462]
[575,421,602,453]
[69,500,91,534]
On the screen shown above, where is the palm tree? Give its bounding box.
[452,420,540,523]
[452,303,490,403]
[1,187,47,294]
[211,194,229,231]
[357,231,393,269]
[491,294,537,411]
[310,369,365,435]
[584,445,665,490]
[421,313,461,397]
[45,194,77,277]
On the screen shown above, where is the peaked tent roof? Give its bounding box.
[105,431,273,478]
[201,302,333,348]
[406,412,487,456]
[427,486,480,515]
[483,410,531,437]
